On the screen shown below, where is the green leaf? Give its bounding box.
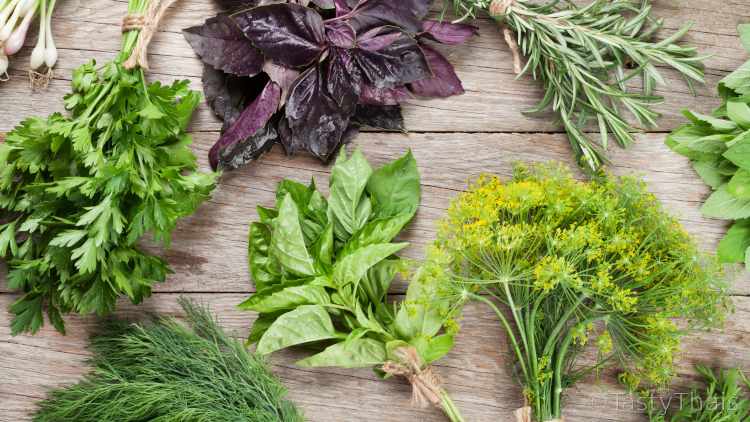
[666,125,727,160]
[692,160,727,189]
[717,220,750,264]
[247,312,282,344]
[256,305,338,355]
[9,294,44,335]
[360,258,401,305]
[723,132,750,170]
[366,150,421,218]
[727,100,750,129]
[271,194,316,277]
[422,334,454,364]
[682,110,738,133]
[49,230,88,248]
[0,221,18,257]
[297,338,387,368]
[139,102,166,119]
[327,149,373,240]
[727,170,750,199]
[341,212,414,257]
[701,185,750,219]
[739,24,750,52]
[71,238,100,274]
[311,223,334,270]
[238,285,330,314]
[332,243,408,287]
[248,222,281,290]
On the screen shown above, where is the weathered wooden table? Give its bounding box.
[2,1,749,421]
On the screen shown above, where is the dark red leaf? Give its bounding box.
[217,117,279,170]
[420,20,478,45]
[232,4,326,68]
[326,21,356,48]
[346,0,429,34]
[327,48,361,108]
[201,65,269,130]
[183,14,264,77]
[353,105,404,131]
[409,44,464,98]
[333,0,353,16]
[357,26,403,51]
[310,0,335,9]
[354,32,430,88]
[359,84,411,105]
[263,61,300,105]
[209,81,282,170]
[284,66,355,161]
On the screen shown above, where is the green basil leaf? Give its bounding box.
[717,220,750,264]
[366,150,420,218]
[360,258,401,305]
[296,338,387,368]
[248,222,280,290]
[327,149,373,241]
[276,179,314,209]
[239,285,330,313]
[256,305,338,355]
[257,205,277,224]
[333,242,408,287]
[312,223,334,270]
[682,110,738,133]
[724,132,750,170]
[247,312,285,344]
[666,125,726,161]
[728,100,750,129]
[727,169,750,199]
[422,334,455,364]
[720,60,750,97]
[701,185,750,219]
[739,24,750,53]
[693,160,727,190]
[272,194,316,277]
[340,212,414,257]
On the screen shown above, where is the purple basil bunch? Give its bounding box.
[184,0,476,170]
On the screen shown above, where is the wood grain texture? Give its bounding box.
[1,0,750,421]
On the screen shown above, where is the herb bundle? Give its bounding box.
[667,25,750,268]
[644,366,750,422]
[0,0,60,85]
[0,0,216,335]
[240,149,466,421]
[33,298,304,422]
[450,0,706,172]
[184,0,475,171]
[437,163,729,421]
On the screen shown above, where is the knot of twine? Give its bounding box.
[489,0,522,75]
[120,0,178,70]
[514,406,565,422]
[382,347,443,409]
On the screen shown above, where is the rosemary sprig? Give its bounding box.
[451,0,707,172]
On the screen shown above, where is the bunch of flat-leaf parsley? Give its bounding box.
[0,0,216,335]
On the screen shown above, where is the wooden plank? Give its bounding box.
[1,293,748,422]
[2,131,746,295]
[0,1,747,133]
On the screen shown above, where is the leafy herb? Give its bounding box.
[184,0,475,171]
[33,298,304,422]
[450,0,706,172]
[667,24,750,268]
[0,0,216,335]
[437,163,730,421]
[240,149,466,421]
[643,366,750,422]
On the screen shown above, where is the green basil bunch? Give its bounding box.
[240,149,466,422]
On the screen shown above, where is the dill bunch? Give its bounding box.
[449,0,706,172]
[437,163,730,421]
[33,298,303,422]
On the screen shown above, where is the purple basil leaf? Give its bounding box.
[209,81,282,170]
[215,0,261,11]
[201,65,268,130]
[310,0,335,9]
[232,4,326,68]
[409,44,464,98]
[325,21,356,48]
[354,32,430,89]
[183,14,264,77]
[357,26,403,51]
[346,0,429,34]
[420,20,478,45]
[359,84,411,105]
[284,66,355,161]
[327,48,362,108]
[353,105,404,131]
[263,61,301,106]
[333,0,353,16]
[217,116,279,170]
